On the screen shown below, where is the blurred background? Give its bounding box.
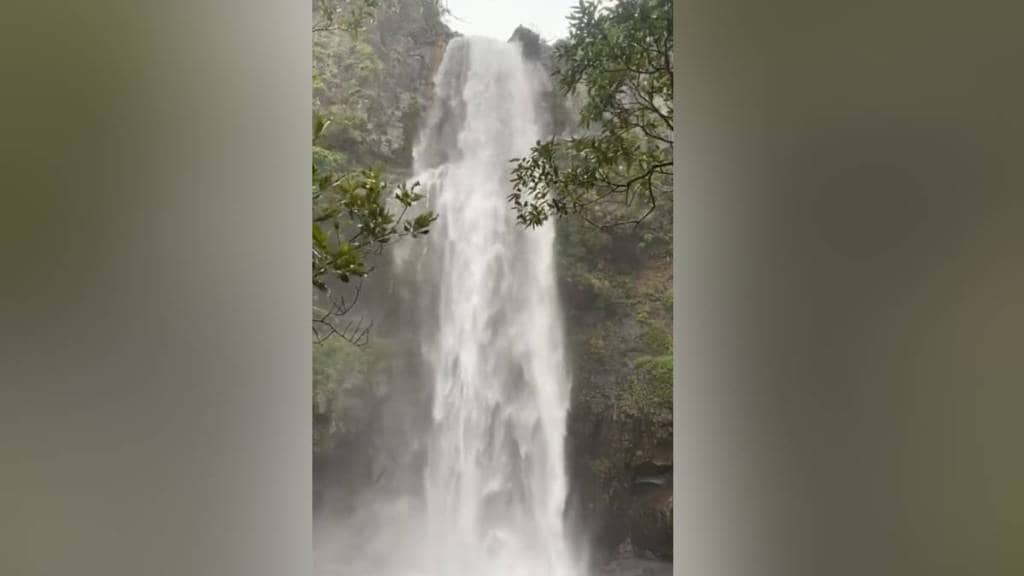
[0,1,1021,576]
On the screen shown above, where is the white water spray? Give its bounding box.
[413,36,575,576]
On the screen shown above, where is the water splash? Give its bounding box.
[410,36,575,576]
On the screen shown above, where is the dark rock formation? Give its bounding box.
[508,25,544,61]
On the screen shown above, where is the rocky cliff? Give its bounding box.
[513,24,674,563]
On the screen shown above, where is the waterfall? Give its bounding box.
[315,35,577,576]
[410,36,575,576]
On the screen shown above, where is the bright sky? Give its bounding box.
[443,0,579,42]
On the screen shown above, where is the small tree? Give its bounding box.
[509,0,672,230]
[311,0,441,344]
[312,113,436,344]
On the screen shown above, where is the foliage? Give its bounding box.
[588,457,618,504]
[311,0,449,343]
[312,114,436,290]
[314,0,451,169]
[509,0,673,230]
[313,337,388,452]
[539,8,676,529]
[620,355,672,432]
[641,324,671,355]
[557,199,673,552]
[313,0,380,36]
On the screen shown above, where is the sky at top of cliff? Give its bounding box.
[443,0,579,42]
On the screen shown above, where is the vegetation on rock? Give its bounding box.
[312,1,452,514]
[558,210,673,559]
[311,0,450,344]
[511,1,674,559]
[509,0,673,231]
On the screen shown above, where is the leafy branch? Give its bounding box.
[509,0,673,231]
[312,112,437,343]
[313,0,380,36]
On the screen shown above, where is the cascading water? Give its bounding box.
[314,35,578,576]
[413,36,575,576]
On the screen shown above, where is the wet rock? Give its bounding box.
[598,558,673,576]
[615,537,635,559]
[508,25,544,61]
[624,482,672,559]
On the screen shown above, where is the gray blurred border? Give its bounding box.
[674,1,1024,575]
[2,1,1023,575]
[0,2,311,575]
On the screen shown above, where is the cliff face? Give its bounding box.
[312,0,454,514]
[557,216,673,561]
[313,12,672,563]
[312,0,455,177]
[514,28,674,562]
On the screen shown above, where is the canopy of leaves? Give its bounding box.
[509,0,672,231]
[312,113,436,343]
[311,0,449,343]
[314,0,452,170]
[313,113,436,288]
[313,336,390,452]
